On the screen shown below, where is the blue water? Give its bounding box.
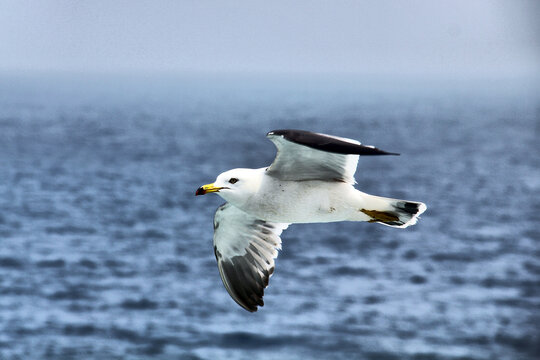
[0,73,539,359]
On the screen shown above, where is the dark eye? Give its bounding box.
[228,178,238,184]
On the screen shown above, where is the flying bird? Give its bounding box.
[196,129,426,312]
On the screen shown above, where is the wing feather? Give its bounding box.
[266,129,398,184]
[213,203,289,312]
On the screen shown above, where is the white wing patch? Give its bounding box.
[266,134,360,184]
[213,203,289,312]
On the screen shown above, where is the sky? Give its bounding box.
[1,0,539,79]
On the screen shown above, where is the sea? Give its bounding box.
[0,72,538,360]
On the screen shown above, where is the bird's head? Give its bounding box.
[195,168,262,206]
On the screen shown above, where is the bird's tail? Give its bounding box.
[355,193,427,228]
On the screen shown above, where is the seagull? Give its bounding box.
[196,129,426,312]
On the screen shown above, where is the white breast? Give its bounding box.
[243,174,360,224]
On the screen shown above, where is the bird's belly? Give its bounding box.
[245,180,357,223]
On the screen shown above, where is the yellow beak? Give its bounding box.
[195,183,225,196]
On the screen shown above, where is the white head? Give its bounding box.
[195,168,263,207]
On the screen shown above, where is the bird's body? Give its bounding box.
[220,167,356,223]
[222,167,399,224]
[196,129,426,312]
[250,176,358,224]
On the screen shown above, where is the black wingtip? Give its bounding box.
[268,129,400,156]
[361,148,400,156]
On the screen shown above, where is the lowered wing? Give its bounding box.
[213,203,289,312]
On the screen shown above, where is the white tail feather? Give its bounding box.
[356,193,427,228]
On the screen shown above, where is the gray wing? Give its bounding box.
[266,129,398,184]
[213,203,289,312]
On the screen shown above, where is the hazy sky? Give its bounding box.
[1,0,538,78]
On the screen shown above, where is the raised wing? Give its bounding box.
[213,203,289,312]
[266,129,398,184]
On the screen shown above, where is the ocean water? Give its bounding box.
[0,73,538,360]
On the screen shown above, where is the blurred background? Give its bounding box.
[0,1,539,359]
